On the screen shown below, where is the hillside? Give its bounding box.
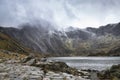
[0,22,120,56]
[0,31,30,55]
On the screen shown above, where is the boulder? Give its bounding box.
[26,59,36,66]
[21,55,34,63]
[35,61,79,75]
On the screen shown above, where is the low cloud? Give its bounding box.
[0,0,120,28]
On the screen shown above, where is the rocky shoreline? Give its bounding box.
[98,64,120,80]
[0,56,92,80]
[0,56,119,80]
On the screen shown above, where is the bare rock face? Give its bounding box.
[1,22,120,56]
[0,24,91,56]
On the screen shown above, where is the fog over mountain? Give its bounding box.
[0,0,120,28]
[0,2,120,80]
[0,22,120,56]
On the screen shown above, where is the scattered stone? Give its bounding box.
[0,56,97,80]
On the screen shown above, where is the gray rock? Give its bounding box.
[26,59,36,66]
[0,73,9,80]
[0,60,93,80]
[21,55,33,63]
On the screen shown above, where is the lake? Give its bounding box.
[48,57,120,71]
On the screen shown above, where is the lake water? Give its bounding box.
[48,57,120,71]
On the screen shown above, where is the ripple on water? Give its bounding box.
[48,57,120,71]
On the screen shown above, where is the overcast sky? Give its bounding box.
[0,0,120,28]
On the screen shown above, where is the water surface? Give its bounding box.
[48,57,120,71]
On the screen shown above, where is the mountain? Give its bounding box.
[86,22,120,36]
[0,27,31,55]
[0,22,120,56]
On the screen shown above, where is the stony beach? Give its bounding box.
[0,56,91,80]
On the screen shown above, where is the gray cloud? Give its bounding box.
[0,0,120,28]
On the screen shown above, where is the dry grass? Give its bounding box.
[0,50,27,61]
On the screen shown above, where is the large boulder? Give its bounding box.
[98,64,120,80]
[35,61,79,75]
[26,59,36,66]
[21,55,34,63]
[21,56,80,75]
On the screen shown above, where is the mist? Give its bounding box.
[0,0,120,28]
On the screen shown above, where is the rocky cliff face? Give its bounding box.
[87,22,120,36]
[0,22,120,56]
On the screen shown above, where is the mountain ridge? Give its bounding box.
[0,22,120,56]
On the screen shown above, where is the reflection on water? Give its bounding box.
[48,57,120,71]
